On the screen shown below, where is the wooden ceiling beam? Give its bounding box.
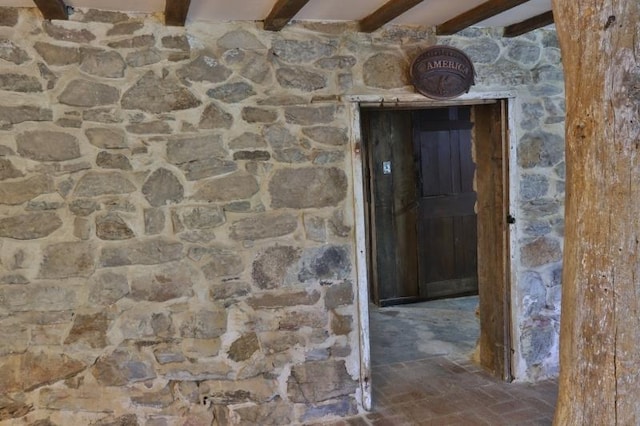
[264,0,311,31]
[33,0,68,21]
[165,0,191,26]
[359,0,425,33]
[503,10,554,37]
[436,0,530,35]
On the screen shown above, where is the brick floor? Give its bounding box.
[318,356,557,425]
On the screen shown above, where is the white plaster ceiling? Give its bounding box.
[0,0,553,28]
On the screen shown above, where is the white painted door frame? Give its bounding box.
[347,92,518,411]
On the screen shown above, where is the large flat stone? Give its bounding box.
[166,134,227,164]
[85,127,127,148]
[99,238,183,267]
[177,55,232,83]
[58,79,120,107]
[0,352,86,393]
[287,360,357,403]
[142,168,184,207]
[74,171,136,197]
[193,172,259,202]
[269,167,347,209]
[0,105,52,127]
[0,212,62,239]
[230,212,298,241]
[38,242,96,279]
[130,262,196,302]
[16,131,80,162]
[121,71,201,113]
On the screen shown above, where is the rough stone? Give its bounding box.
[0,73,42,92]
[207,82,256,103]
[241,107,277,123]
[272,39,336,63]
[238,51,274,84]
[180,158,238,181]
[209,280,251,301]
[34,42,80,65]
[126,120,172,134]
[166,134,227,164]
[269,167,347,209]
[520,174,549,201]
[521,237,562,268]
[298,245,351,282]
[0,39,28,64]
[81,9,130,23]
[461,37,501,64]
[521,323,555,365]
[69,198,100,216]
[518,131,564,168]
[107,21,144,36]
[179,309,227,339]
[252,246,301,289]
[315,56,357,69]
[89,271,129,305]
[233,151,271,161]
[100,238,183,267]
[506,40,542,66]
[229,132,267,149]
[264,125,298,149]
[247,290,320,309]
[276,67,327,91]
[59,79,119,107]
[83,107,122,123]
[92,345,156,386]
[126,48,162,67]
[43,22,95,43]
[16,131,80,162]
[144,208,164,234]
[303,215,326,242]
[288,360,357,403]
[331,313,353,336]
[202,252,244,279]
[0,284,76,312]
[74,171,136,197]
[107,34,155,49]
[0,158,22,180]
[0,105,52,127]
[142,168,184,207]
[193,172,259,202]
[284,105,336,125]
[96,212,135,240]
[0,352,86,393]
[218,29,265,50]
[80,50,126,78]
[130,384,174,409]
[325,281,354,309]
[0,212,62,240]
[0,8,18,26]
[230,212,298,241]
[199,103,234,129]
[130,262,195,302]
[174,205,225,229]
[233,400,293,426]
[177,55,232,83]
[96,151,132,170]
[39,242,96,279]
[278,311,328,331]
[64,312,109,349]
[121,71,201,113]
[228,333,260,362]
[302,126,348,146]
[363,53,408,89]
[85,127,127,149]
[161,34,189,49]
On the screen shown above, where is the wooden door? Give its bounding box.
[414,107,478,299]
[362,110,419,305]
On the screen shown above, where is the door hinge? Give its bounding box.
[507,214,516,224]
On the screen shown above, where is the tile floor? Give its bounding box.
[316,297,558,425]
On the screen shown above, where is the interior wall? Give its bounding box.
[0,7,563,424]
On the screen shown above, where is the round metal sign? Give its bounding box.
[410,46,475,100]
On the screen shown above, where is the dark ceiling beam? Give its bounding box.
[359,0,424,33]
[503,10,554,37]
[264,0,311,31]
[33,0,68,21]
[165,0,192,26]
[436,0,530,35]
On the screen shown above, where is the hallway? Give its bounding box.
[317,297,558,425]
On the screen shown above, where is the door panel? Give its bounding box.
[363,110,419,305]
[414,107,478,300]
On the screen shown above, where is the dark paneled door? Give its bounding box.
[363,107,477,305]
[414,107,478,299]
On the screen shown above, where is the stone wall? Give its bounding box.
[439,28,565,380]
[0,6,564,424]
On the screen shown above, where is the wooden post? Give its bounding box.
[552,0,640,424]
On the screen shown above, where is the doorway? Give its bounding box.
[357,100,512,385]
